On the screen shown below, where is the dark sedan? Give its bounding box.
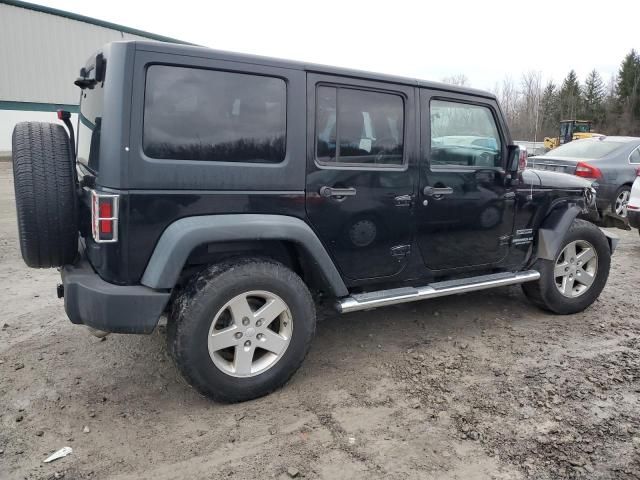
[528,136,640,220]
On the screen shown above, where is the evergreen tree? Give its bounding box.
[603,73,620,133]
[582,69,606,125]
[559,70,582,120]
[616,49,640,99]
[540,81,559,137]
[615,49,640,127]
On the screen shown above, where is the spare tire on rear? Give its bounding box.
[12,122,78,268]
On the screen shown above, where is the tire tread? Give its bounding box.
[11,122,78,268]
[522,219,610,314]
[167,258,316,403]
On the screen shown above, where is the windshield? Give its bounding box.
[545,140,626,159]
[573,123,591,133]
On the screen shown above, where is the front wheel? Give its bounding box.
[523,219,611,314]
[167,258,316,402]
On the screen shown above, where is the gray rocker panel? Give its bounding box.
[140,214,349,297]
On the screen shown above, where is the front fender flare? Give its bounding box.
[140,215,348,297]
[536,205,581,260]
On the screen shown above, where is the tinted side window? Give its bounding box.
[143,65,286,163]
[630,147,640,164]
[430,100,502,168]
[316,86,404,166]
[316,86,337,159]
[77,82,104,172]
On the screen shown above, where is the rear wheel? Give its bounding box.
[11,122,78,268]
[613,185,631,217]
[167,258,316,402]
[523,219,610,314]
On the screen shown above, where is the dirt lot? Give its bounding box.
[1,161,639,480]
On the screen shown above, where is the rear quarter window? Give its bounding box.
[143,65,286,163]
[77,82,104,172]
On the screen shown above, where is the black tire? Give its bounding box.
[522,219,610,314]
[167,258,316,402]
[612,185,631,217]
[12,122,78,268]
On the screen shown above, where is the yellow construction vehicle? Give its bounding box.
[544,120,603,150]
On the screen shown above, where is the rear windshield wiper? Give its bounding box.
[74,53,106,89]
[74,76,97,89]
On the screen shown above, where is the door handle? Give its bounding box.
[319,186,357,198]
[423,186,453,196]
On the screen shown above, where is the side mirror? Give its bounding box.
[507,144,527,173]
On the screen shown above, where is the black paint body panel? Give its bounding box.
[78,41,592,294]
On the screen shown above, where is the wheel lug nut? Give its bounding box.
[257,333,263,340]
[565,267,569,272]
[242,317,250,326]
[256,319,263,327]
[234,332,243,339]
[244,340,251,347]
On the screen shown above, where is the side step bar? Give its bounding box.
[336,270,540,314]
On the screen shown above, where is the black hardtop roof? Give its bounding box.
[130,40,497,100]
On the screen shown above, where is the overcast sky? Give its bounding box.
[33,0,640,91]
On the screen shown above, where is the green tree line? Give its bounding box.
[482,49,640,141]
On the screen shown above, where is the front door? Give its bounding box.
[416,92,516,271]
[305,74,416,281]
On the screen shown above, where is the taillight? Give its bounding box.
[91,191,119,243]
[574,162,602,179]
[635,167,640,177]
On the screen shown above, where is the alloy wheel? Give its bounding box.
[554,240,598,298]
[207,290,293,377]
[615,190,630,217]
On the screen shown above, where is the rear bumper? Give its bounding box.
[61,259,170,334]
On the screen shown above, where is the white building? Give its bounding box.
[0,0,186,154]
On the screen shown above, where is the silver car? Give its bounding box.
[627,174,640,232]
[528,136,640,219]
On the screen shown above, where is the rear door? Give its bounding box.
[305,74,416,281]
[416,90,516,271]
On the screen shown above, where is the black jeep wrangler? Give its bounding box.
[11,41,617,402]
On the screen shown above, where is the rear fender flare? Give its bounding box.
[140,215,348,297]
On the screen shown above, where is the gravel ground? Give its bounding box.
[1,161,639,480]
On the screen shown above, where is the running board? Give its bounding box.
[336,270,540,314]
